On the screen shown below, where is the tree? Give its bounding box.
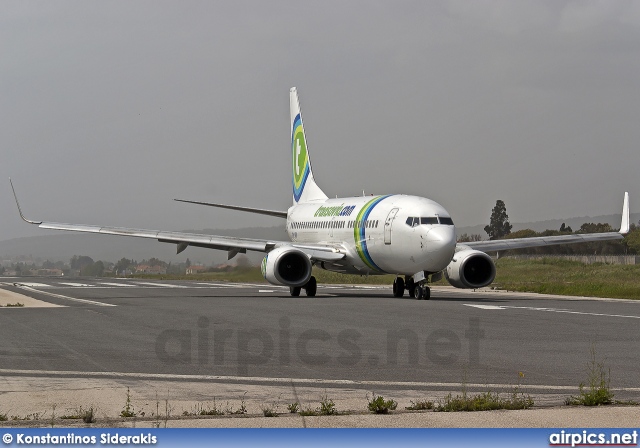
[81,260,105,277]
[559,223,573,233]
[484,200,512,240]
[114,258,135,274]
[624,227,640,254]
[146,257,166,267]
[235,255,252,269]
[71,255,94,271]
[577,223,613,234]
[458,233,483,243]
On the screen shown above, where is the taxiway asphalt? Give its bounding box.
[1,278,639,402]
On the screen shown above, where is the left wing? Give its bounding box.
[10,180,344,262]
[462,192,630,253]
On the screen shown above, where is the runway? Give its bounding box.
[1,277,640,401]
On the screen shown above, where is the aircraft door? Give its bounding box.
[384,208,399,245]
[330,216,336,238]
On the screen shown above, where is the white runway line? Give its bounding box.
[463,303,640,319]
[464,304,506,310]
[196,282,245,288]
[258,290,275,293]
[14,285,115,307]
[3,368,640,393]
[132,282,188,288]
[98,282,137,287]
[59,282,96,287]
[13,282,53,288]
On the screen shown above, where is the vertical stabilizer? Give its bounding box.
[290,87,328,205]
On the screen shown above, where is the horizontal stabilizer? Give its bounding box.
[174,199,288,218]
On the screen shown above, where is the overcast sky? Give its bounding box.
[2,1,639,242]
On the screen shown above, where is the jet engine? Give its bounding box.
[444,249,496,289]
[261,246,312,287]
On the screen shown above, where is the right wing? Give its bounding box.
[462,192,630,253]
[10,180,344,263]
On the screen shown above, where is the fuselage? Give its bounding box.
[286,194,457,276]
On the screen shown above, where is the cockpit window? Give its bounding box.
[439,217,454,225]
[406,217,416,227]
[407,216,454,226]
[421,217,439,225]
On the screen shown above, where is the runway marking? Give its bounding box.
[196,282,236,287]
[98,282,136,287]
[59,282,96,287]
[259,290,275,293]
[14,284,116,307]
[3,368,640,393]
[13,282,53,288]
[464,304,505,310]
[132,282,188,288]
[463,304,640,319]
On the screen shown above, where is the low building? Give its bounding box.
[135,265,167,275]
[36,269,64,276]
[186,265,208,275]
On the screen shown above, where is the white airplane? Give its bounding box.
[12,88,630,299]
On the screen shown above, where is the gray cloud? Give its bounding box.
[2,1,638,246]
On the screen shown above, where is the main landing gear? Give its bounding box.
[290,276,317,297]
[393,275,430,300]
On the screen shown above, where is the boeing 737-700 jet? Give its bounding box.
[12,87,630,299]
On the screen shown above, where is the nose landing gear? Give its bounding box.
[392,273,431,300]
[413,283,430,300]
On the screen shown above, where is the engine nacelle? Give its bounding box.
[261,246,312,287]
[445,249,496,289]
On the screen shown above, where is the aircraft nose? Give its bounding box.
[425,226,457,255]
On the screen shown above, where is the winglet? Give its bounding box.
[620,192,630,234]
[9,178,42,225]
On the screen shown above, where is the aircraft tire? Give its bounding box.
[393,277,404,297]
[305,276,317,297]
[415,285,424,300]
[290,286,301,297]
[407,278,416,298]
[424,286,431,300]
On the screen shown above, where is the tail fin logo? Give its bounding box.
[292,113,310,202]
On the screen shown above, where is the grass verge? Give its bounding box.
[566,345,614,406]
[435,389,534,412]
[489,258,640,300]
[129,258,640,300]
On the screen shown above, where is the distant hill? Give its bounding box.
[2,212,637,264]
[456,212,639,240]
